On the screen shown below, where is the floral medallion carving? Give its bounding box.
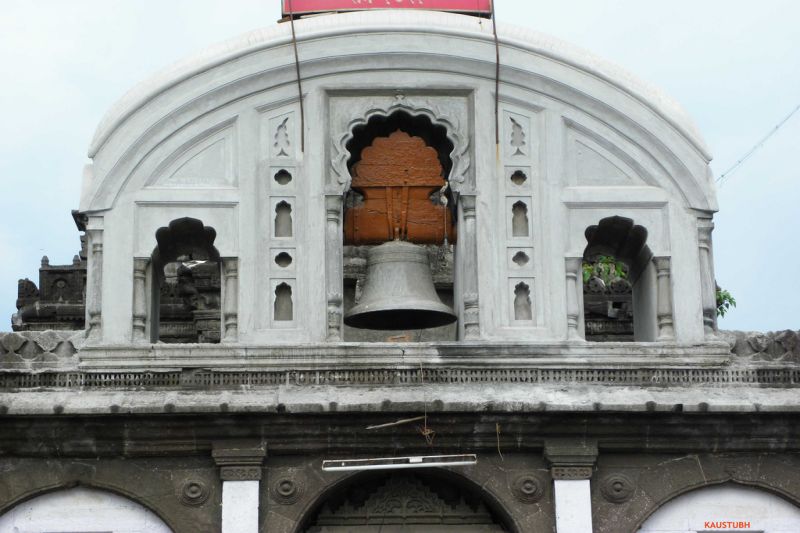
[600,473,635,503]
[180,480,210,506]
[511,473,545,503]
[271,477,303,505]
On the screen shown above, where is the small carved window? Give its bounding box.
[513,282,532,321]
[274,283,293,321]
[512,201,529,237]
[512,251,530,267]
[274,252,292,268]
[274,202,293,238]
[274,169,292,185]
[510,170,528,186]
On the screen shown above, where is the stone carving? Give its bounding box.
[552,466,593,480]
[271,477,303,505]
[274,117,291,157]
[12,241,86,333]
[274,201,293,238]
[513,282,533,321]
[510,117,526,155]
[179,480,210,506]
[313,473,496,526]
[511,473,545,503]
[220,466,262,481]
[5,363,800,390]
[723,329,800,363]
[0,331,79,370]
[274,283,293,321]
[600,473,635,503]
[331,94,470,192]
[511,201,529,237]
[510,169,528,186]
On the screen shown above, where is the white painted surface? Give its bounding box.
[222,480,259,533]
[554,479,593,533]
[0,486,172,533]
[639,483,800,532]
[78,9,718,347]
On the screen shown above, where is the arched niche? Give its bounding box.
[298,470,515,533]
[0,486,173,533]
[150,217,222,343]
[582,216,656,342]
[331,94,471,194]
[340,112,458,341]
[637,483,800,532]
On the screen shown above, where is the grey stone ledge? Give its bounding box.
[1,384,799,416]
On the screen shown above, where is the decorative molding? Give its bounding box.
[510,472,545,503]
[212,439,266,481]
[271,477,303,505]
[552,466,593,480]
[545,438,597,480]
[179,480,211,506]
[220,466,262,481]
[9,365,800,390]
[330,93,471,193]
[599,473,635,503]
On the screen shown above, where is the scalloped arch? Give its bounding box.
[331,94,471,193]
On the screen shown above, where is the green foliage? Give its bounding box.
[582,255,627,284]
[716,287,737,318]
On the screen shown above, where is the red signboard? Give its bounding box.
[283,0,492,17]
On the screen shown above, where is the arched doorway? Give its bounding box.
[638,483,800,532]
[0,486,172,532]
[302,471,510,532]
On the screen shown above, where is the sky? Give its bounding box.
[0,0,797,332]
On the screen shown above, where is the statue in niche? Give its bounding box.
[274,283,293,321]
[514,282,532,321]
[512,201,529,237]
[275,202,293,237]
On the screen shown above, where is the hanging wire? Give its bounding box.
[716,103,800,185]
[287,0,306,153]
[491,0,500,148]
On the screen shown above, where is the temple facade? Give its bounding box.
[2,10,800,533]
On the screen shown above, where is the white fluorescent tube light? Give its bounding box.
[321,454,477,471]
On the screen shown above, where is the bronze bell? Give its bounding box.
[344,240,457,330]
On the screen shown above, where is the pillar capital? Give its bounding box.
[212,440,267,481]
[544,438,598,480]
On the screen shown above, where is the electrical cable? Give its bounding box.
[287,0,306,153]
[717,103,800,185]
[491,0,500,148]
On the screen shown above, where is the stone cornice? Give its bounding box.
[3,383,800,417]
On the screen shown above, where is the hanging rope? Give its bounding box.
[287,0,306,153]
[491,0,501,149]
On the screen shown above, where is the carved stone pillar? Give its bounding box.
[460,194,480,340]
[545,439,597,533]
[132,257,149,343]
[212,440,267,533]
[86,227,104,342]
[698,217,717,335]
[564,257,583,341]
[222,258,239,343]
[325,194,344,341]
[654,256,675,341]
